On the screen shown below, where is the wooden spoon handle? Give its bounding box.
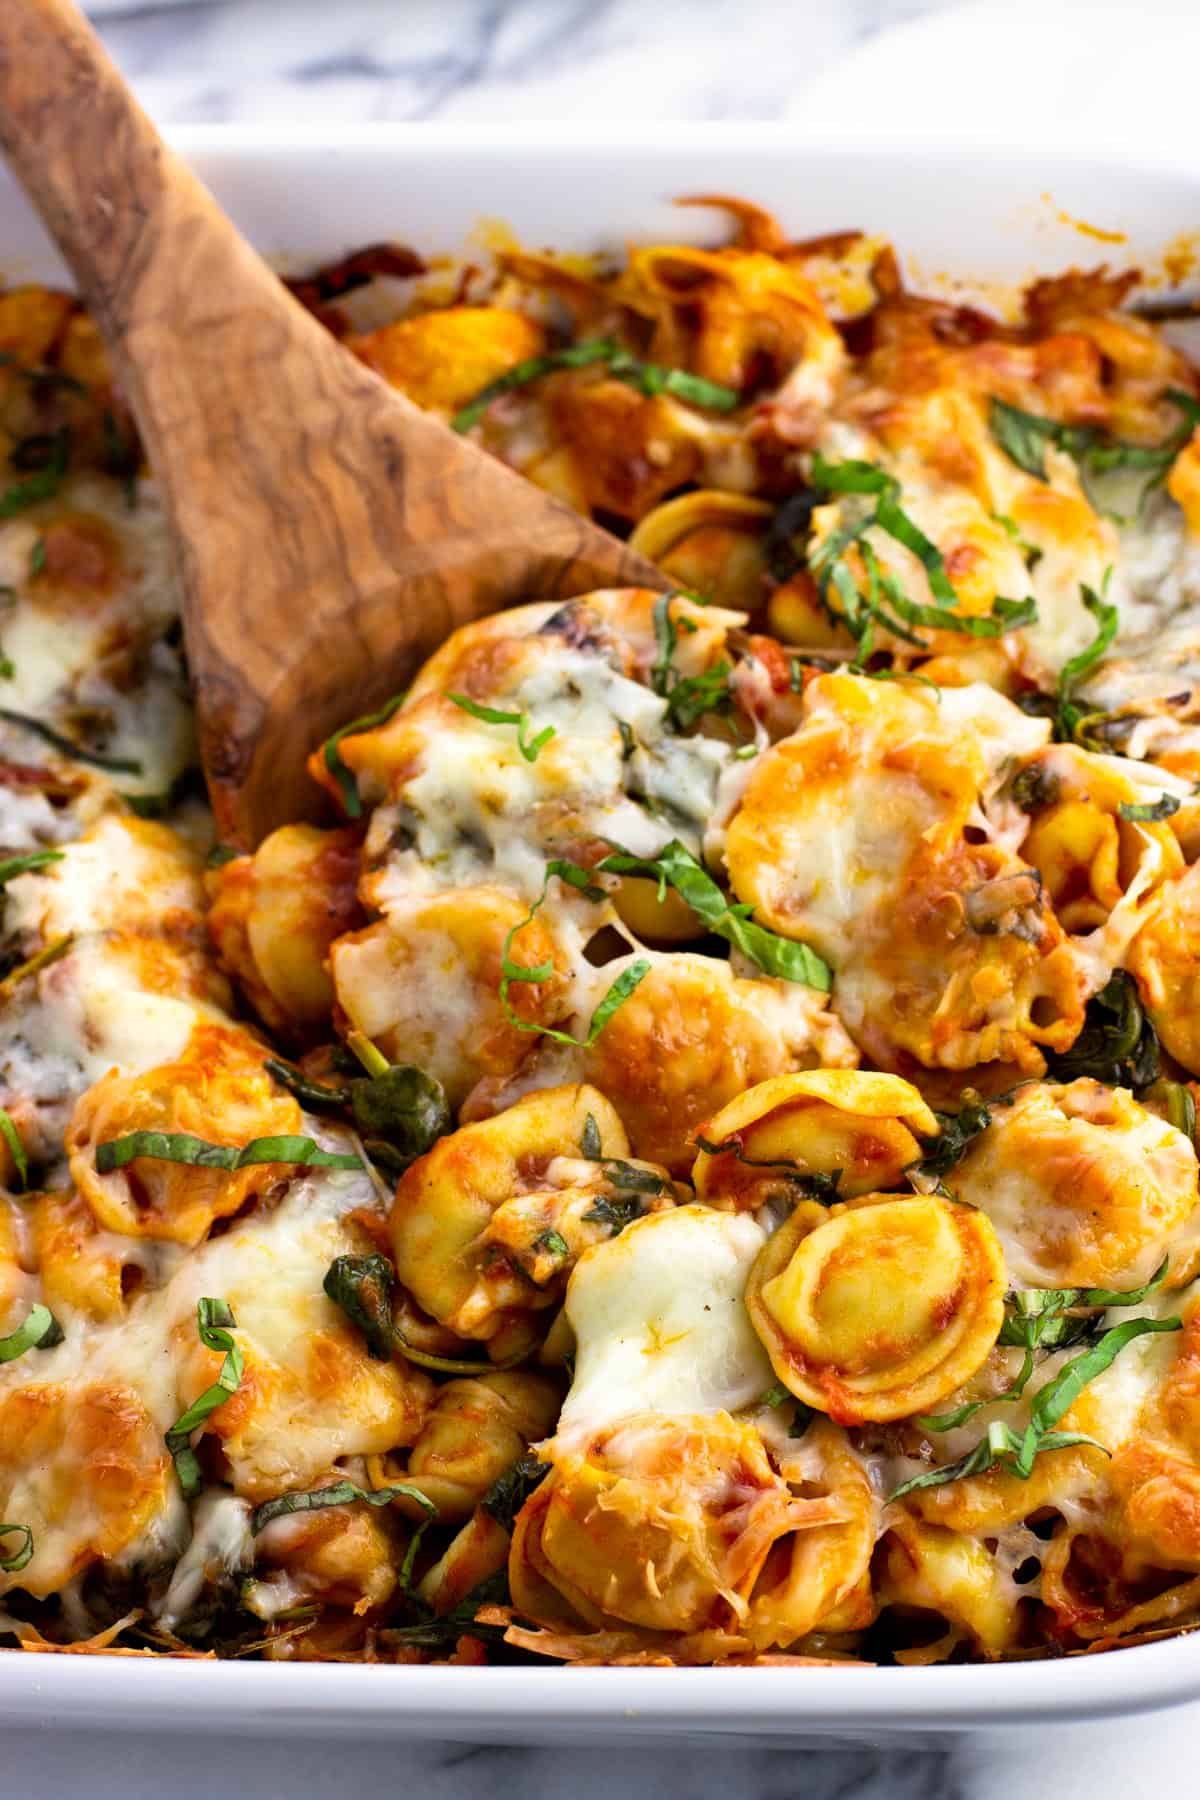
[0,0,666,846]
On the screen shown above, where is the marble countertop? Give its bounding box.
[87,0,956,126]
[14,1,1198,1794]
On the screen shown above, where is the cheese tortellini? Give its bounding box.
[746,1193,1007,1424]
[8,207,1200,1671]
[943,1078,1200,1289]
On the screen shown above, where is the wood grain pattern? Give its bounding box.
[0,0,667,845]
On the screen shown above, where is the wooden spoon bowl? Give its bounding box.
[0,0,665,845]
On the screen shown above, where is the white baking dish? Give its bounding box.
[1,122,1198,1740]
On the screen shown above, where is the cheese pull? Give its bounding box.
[746,1193,1006,1425]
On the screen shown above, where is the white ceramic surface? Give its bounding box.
[0,126,1198,1749]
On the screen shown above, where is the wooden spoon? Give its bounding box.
[0,0,666,846]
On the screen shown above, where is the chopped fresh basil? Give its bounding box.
[0,933,74,994]
[595,838,832,991]
[580,1112,603,1160]
[0,1522,33,1573]
[693,1133,843,1200]
[323,1253,396,1360]
[0,1303,62,1363]
[392,1335,528,1376]
[1048,969,1158,1090]
[320,690,408,819]
[1118,794,1181,823]
[0,1106,27,1191]
[347,1063,451,1165]
[1055,581,1119,738]
[989,399,1093,481]
[0,708,143,775]
[382,1569,513,1651]
[451,338,739,434]
[0,425,70,519]
[1009,763,1061,813]
[1027,1314,1181,1436]
[908,1096,991,1186]
[167,1299,244,1499]
[448,693,556,763]
[614,354,740,412]
[1002,1256,1170,1338]
[252,1478,436,1552]
[263,1057,349,1110]
[206,843,240,869]
[665,661,735,733]
[807,455,1038,656]
[95,1131,363,1174]
[760,1382,790,1408]
[647,591,734,733]
[1017,583,1122,751]
[581,1193,645,1235]
[892,1312,1181,1500]
[451,340,618,432]
[650,591,699,692]
[989,389,1200,512]
[534,1228,570,1261]
[498,861,649,1048]
[919,1259,1171,1433]
[596,1159,668,1195]
[480,1451,549,1533]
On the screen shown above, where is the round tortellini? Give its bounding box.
[479,952,858,1177]
[1016,745,1184,937]
[1129,859,1200,1078]
[252,1480,403,1615]
[508,1411,875,1653]
[692,1069,937,1209]
[65,1023,304,1247]
[943,1078,1200,1289]
[0,1380,172,1598]
[746,1193,1007,1424]
[390,1084,672,1340]
[723,671,1086,1074]
[628,489,773,614]
[330,886,568,1111]
[400,1370,562,1522]
[206,822,364,1037]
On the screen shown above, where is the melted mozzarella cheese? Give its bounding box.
[3,1158,405,1598]
[936,684,1051,780]
[558,1204,771,1441]
[0,817,227,1158]
[156,1491,253,1629]
[0,475,192,797]
[368,641,737,908]
[4,813,201,940]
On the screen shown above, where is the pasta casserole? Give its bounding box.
[3,199,1200,1666]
